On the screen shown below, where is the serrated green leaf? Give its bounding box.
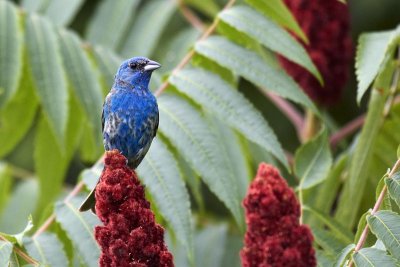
[356,30,395,103]
[195,36,317,114]
[25,14,68,142]
[137,138,193,260]
[43,0,84,26]
[245,0,307,42]
[158,94,243,226]
[0,1,23,107]
[295,129,332,189]
[376,174,392,210]
[209,116,251,200]
[0,240,13,267]
[55,196,100,267]
[219,6,321,83]
[81,163,103,191]
[353,248,400,267]
[334,244,355,267]
[386,172,400,208]
[0,57,38,158]
[170,68,288,168]
[0,163,12,214]
[34,94,83,216]
[367,210,400,260]
[85,0,140,50]
[0,180,38,234]
[303,205,353,244]
[24,232,68,267]
[316,249,335,267]
[119,0,176,58]
[58,29,103,144]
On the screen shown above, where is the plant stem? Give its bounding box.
[263,92,304,140]
[0,235,39,266]
[348,158,400,267]
[176,0,205,31]
[329,114,365,149]
[154,0,236,96]
[301,109,320,142]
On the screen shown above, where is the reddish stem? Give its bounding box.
[329,114,365,148]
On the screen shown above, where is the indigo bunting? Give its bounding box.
[79,57,161,212]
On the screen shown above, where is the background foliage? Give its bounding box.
[1,0,400,266]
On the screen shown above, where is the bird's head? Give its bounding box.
[114,57,161,90]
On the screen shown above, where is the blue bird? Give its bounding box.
[79,57,161,212]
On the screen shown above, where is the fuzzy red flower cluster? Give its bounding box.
[94,150,174,267]
[279,0,353,105]
[241,163,316,267]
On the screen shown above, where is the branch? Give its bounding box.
[329,114,365,148]
[0,235,39,266]
[348,158,400,267]
[176,0,205,32]
[154,0,236,96]
[263,91,304,139]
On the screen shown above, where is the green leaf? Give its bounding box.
[302,206,353,244]
[169,68,288,168]
[356,30,396,103]
[386,172,400,208]
[219,6,321,82]
[295,129,332,189]
[353,248,400,267]
[21,0,46,13]
[24,232,68,267]
[55,195,100,267]
[316,250,335,267]
[334,244,355,267]
[0,180,39,234]
[0,1,23,107]
[85,0,140,50]
[119,0,176,58]
[311,227,346,256]
[158,94,243,226]
[207,116,251,200]
[183,0,219,17]
[81,163,103,191]
[137,138,193,260]
[245,0,307,42]
[367,210,400,260]
[0,240,13,267]
[0,163,12,214]
[58,29,103,144]
[0,58,38,158]
[1,216,33,246]
[376,174,392,210]
[34,94,83,215]
[25,14,68,142]
[43,0,84,26]
[195,36,317,114]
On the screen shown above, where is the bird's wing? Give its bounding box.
[153,112,159,138]
[101,108,105,133]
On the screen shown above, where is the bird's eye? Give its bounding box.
[129,62,137,69]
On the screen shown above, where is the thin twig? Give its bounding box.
[154,0,236,96]
[263,92,304,138]
[348,159,400,267]
[0,235,39,265]
[176,0,205,31]
[329,114,365,148]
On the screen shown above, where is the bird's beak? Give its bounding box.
[144,60,161,71]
